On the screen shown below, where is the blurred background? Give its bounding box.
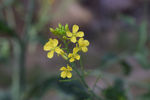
[0,0,150,100]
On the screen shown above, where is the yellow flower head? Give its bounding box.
[78,38,90,52]
[60,65,72,78]
[43,38,63,58]
[44,24,90,79]
[68,47,80,62]
[66,25,84,43]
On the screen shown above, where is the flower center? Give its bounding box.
[72,32,76,36]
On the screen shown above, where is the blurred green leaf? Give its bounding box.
[22,76,57,100]
[0,20,16,37]
[0,90,11,100]
[137,21,147,52]
[0,38,10,63]
[57,78,90,100]
[140,88,150,100]
[135,48,150,69]
[120,15,136,26]
[135,21,150,69]
[23,76,90,100]
[102,79,127,100]
[100,53,118,68]
[120,60,132,75]
[0,70,11,86]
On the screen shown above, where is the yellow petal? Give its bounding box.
[78,38,84,46]
[61,71,67,78]
[66,31,73,37]
[75,54,80,60]
[49,38,53,41]
[84,40,90,46]
[73,47,79,54]
[43,41,52,51]
[60,67,67,71]
[47,50,54,58]
[55,47,62,54]
[70,36,77,43]
[78,38,84,42]
[67,65,72,71]
[68,53,73,58]
[82,47,88,52]
[76,31,84,37]
[69,58,75,62]
[72,25,79,33]
[53,39,58,47]
[67,72,72,78]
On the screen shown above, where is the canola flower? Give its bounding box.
[66,25,84,43]
[60,65,72,78]
[43,38,63,58]
[78,38,90,52]
[43,24,89,79]
[68,47,80,62]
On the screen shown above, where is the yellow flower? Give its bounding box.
[60,65,72,78]
[68,47,80,62]
[78,38,90,52]
[66,25,84,43]
[43,38,62,58]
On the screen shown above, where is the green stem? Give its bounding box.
[64,40,69,54]
[12,39,26,100]
[92,74,101,90]
[23,0,34,42]
[19,41,26,92]
[12,1,34,100]
[63,37,102,100]
[70,63,103,100]
[80,54,85,78]
[12,40,20,100]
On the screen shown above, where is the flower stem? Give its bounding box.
[70,62,103,100]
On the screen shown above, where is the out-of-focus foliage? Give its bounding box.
[120,60,132,75]
[0,21,16,37]
[23,76,90,100]
[141,90,150,100]
[0,38,10,63]
[103,79,127,100]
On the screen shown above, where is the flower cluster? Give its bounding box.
[43,24,90,79]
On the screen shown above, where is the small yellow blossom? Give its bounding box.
[78,38,90,52]
[66,25,84,43]
[60,65,72,78]
[68,47,80,62]
[43,38,62,58]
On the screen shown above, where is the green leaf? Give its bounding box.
[65,24,69,31]
[120,15,136,26]
[58,23,62,28]
[0,21,16,37]
[0,38,10,63]
[120,60,132,75]
[100,53,118,69]
[102,79,127,100]
[137,21,147,52]
[135,48,150,69]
